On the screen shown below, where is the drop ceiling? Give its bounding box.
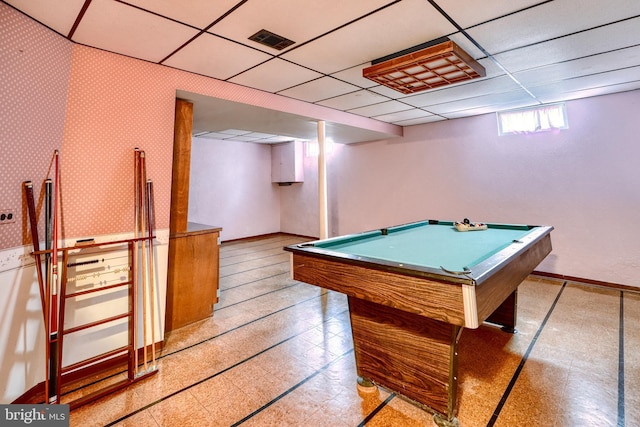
[5,0,640,143]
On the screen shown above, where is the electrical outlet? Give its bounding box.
[0,209,16,224]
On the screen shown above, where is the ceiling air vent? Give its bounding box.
[249,29,295,50]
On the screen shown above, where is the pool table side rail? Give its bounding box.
[285,243,476,286]
[289,252,467,326]
[472,231,553,326]
[470,225,554,286]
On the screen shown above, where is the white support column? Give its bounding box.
[318,121,328,240]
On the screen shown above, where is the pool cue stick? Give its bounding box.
[49,150,60,404]
[146,178,156,367]
[24,181,50,403]
[45,176,59,404]
[133,148,140,375]
[139,151,149,371]
[24,181,46,314]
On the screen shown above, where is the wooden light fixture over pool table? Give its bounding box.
[363,37,486,94]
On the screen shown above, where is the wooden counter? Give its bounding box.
[165,223,222,332]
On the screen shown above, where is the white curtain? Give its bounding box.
[499,104,567,134]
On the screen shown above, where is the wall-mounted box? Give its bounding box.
[271,141,304,185]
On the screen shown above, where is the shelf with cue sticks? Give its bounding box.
[24,148,160,409]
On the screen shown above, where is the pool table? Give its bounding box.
[284,219,553,426]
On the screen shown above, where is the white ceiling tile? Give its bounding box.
[278,77,360,102]
[229,58,323,93]
[209,0,391,53]
[427,89,537,115]
[436,0,543,28]
[468,0,640,55]
[164,33,271,80]
[528,67,640,101]
[402,75,523,108]
[494,17,640,73]
[220,129,252,135]
[125,0,240,29]
[515,46,640,88]
[317,90,389,111]
[374,109,434,123]
[535,81,640,104]
[348,101,414,117]
[395,116,446,126]
[197,132,230,140]
[330,65,379,88]
[442,98,539,119]
[447,32,485,59]
[72,0,199,63]
[4,0,86,35]
[368,84,415,99]
[281,0,457,74]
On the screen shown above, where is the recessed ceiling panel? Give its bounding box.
[494,17,640,73]
[374,108,434,124]
[467,0,640,54]
[534,81,640,104]
[3,0,86,35]
[229,58,323,93]
[528,67,640,102]
[442,97,539,119]
[281,0,457,74]
[179,90,399,144]
[402,75,524,108]
[72,0,199,63]
[278,77,360,103]
[436,0,543,28]
[207,0,391,53]
[514,46,640,88]
[330,65,380,88]
[126,0,240,29]
[164,33,272,80]
[317,90,389,111]
[395,115,446,126]
[348,100,415,117]
[426,89,536,115]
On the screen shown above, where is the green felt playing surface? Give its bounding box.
[315,221,532,272]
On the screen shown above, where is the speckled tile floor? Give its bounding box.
[68,234,639,426]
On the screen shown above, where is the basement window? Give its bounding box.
[497,103,568,135]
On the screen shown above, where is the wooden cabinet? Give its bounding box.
[165,223,222,332]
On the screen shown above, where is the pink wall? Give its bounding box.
[0,4,71,248]
[284,91,640,286]
[61,46,176,238]
[188,138,280,241]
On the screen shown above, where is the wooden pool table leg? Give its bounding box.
[486,289,518,333]
[348,296,462,423]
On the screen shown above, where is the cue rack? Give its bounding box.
[24,148,159,409]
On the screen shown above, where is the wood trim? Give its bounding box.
[170,99,193,234]
[222,232,317,244]
[532,271,639,293]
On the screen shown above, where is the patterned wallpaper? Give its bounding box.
[60,46,176,239]
[0,3,71,248]
[1,2,386,250]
